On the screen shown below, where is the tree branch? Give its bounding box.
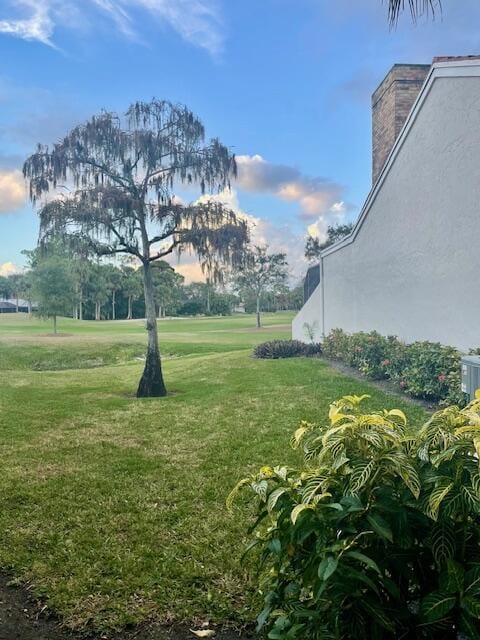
[148,241,179,262]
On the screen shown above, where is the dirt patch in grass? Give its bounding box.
[0,574,253,640]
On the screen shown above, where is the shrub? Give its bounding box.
[177,301,204,316]
[323,329,467,406]
[322,330,401,379]
[208,298,232,316]
[229,394,480,639]
[321,327,350,361]
[400,341,464,405]
[253,340,321,359]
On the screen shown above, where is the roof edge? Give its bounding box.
[321,59,480,260]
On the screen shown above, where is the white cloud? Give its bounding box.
[0,170,27,214]
[236,154,346,220]
[189,188,310,282]
[0,1,54,46]
[0,0,223,55]
[307,201,347,243]
[0,261,22,276]
[330,201,346,214]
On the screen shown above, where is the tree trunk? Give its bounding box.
[256,294,261,329]
[53,315,57,335]
[95,301,101,321]
[112,290,116,320]
[158,305,162,320]
[127,296,132,320]
[28,300,32,316]
[15,296,19,313]
[137,260,167,398]
[79,298,83,321]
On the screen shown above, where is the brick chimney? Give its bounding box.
[372,64,430,184]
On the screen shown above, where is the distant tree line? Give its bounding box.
[0,241,303,332]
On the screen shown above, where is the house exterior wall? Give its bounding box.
[292,279,323,343]
[293,68,480,352]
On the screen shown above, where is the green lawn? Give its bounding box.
[0,312,427,633]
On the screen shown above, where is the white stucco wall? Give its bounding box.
[293,63,480,351]
[292,281,323,343]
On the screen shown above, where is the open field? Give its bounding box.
[0,313,427,634]
[0,313,294,370]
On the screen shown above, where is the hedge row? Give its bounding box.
[254,339,322,359]
[322,328,469,406]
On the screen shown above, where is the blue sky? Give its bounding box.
[0,0,479,281]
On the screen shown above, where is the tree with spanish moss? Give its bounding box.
[24,99,249,397]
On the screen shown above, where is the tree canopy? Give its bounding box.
[304,223,354,262]
[233,245,288,328]
[31,255,75,334]
[24,100,247,277]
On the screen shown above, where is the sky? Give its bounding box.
[0,0,479,282]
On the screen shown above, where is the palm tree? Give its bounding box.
[388,0,440,25]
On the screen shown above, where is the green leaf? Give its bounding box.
[318,556,338,581]
[290,503,314,525]
[426,481,454,521]
[345,550,381,575]
[366,514,393,543]
[463,596,480,619]
[350,460,375,492]
[466,567,480,596]
[383,576,401,600]
[397,460,421,499]
[256,605,271,631]
[360,598,395,632]
[463,485,480,511]
[440,559,465,595]
[323,502,343,511]
[342,566,379,594]
[266,538,281,555]
[251,479,269,501]
[460,611,480,639]
[420,591,456,622]
[267,488,286,512]
[431,521,456,565]
[273,466,288,481]
[387,409,407,425]
[341,495,363,512]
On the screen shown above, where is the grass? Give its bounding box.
[0,312,427,633]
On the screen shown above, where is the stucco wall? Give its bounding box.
[293,71,480,351]
[291,281,323,343]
